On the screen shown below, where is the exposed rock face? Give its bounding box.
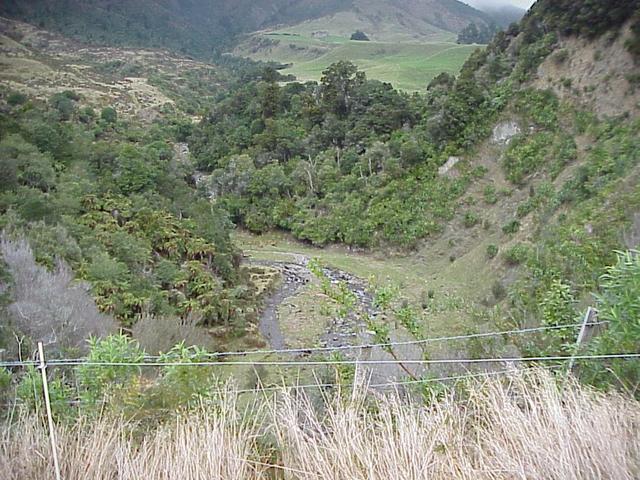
[173,142,190,164]
[624,213,640,249]
[491,121,521,145]
[533,22,640,119]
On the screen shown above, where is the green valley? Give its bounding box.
[1,0,640,477]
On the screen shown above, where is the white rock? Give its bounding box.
[492,121,521,145]
[438,156,460,177]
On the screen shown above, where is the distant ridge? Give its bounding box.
[0,0,494,59]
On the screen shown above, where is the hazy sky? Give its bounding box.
[463,0,537,10]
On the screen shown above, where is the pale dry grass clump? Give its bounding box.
[1,370,639,479]
[275,370,640,480]
[0,394,266,480]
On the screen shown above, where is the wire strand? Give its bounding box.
[233,366,561,395]
[4,321,606,368]
[34,352,640,368]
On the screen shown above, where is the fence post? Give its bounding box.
[37,342,62,480]
[566,307,595,378]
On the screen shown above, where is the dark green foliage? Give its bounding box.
[491,280,506,300]
[350,30,370,41]
[521,0,640,40]
[463,211,480,228]
[583,251,640,392]
[0,0,355,60]
[0,92,258,335]
[502,220,521,234]
[190,61,467,249]
[100,107,118,124]
[7,92,27,106]
[487,244,499,259]
[457,22,500,44]
[507,118,640,354]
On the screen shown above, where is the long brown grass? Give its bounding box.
[2,370,639,479]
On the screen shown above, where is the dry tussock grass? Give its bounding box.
[1,370,639,479]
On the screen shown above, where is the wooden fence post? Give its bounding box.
[566,307,596,378]
[37,342,62,480]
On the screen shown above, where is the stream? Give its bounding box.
[248,253,425,384]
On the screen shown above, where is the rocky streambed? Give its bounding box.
[250,254,380,353]
[248,253,427,384]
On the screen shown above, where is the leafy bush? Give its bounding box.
[503,244,529,265]
[463,211,480,228]
[350,30,370,41]
[541,279,577,327]
[502,133,552,185]
[7,92,27,106]
[491,280,507,300]
[483,185,498,204]
[77,334,144,408]
[502,220,521,234]
[584,250,640,391]
[487,244,499,259]
[100,107,117,124]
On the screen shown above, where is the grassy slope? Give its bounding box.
[5,371,639,479]
[238,33,479,91]
[235,7,480,92]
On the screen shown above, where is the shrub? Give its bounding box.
[541,279,577,327]
[463,211,480,228]
[100,107,118,124]
[585,250,640,390]
[483,185,498,204]
[7,92,27,106]
[77,334,144,407]
[487,244,499,259]
[350,30,370,41]
[491,280,507,300]
[502,133,552,185]
[502,220,521,234]
[503,243,529,265]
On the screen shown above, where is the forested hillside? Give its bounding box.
[0,31,281,358]
[0,0,352,57]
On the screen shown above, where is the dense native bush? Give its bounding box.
[583,250,640,391]
[0,90,260,356]
[190,56,511,248]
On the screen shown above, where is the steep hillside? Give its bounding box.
[0,16,228,119]
[483,5,526,27]
[0,0,354,58]
[2,4,640,472]
[234,0,495,90]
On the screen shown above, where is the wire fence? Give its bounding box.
[1,317,636,406]
[7,352,633,368]
[0,320,609,369]
[0,310,633,480]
